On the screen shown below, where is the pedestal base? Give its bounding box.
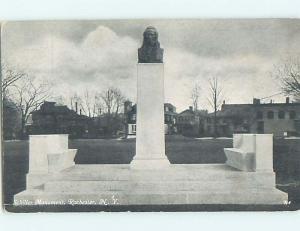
[131,156,170,169]
[14,164,288,206]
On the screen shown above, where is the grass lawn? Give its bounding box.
[72,136,230,164]
[2,135,300,208]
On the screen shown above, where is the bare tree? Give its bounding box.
[207,76,223,138]
[69,93,80,112]
[68,92,87,116]
[191,83,201,112]
[1,66,26,98]
[94,94,104,116]
[11,75,52,138]
[100,87,125,116]
[273,57,300,100]
[100,87,126,135]
[68,90,104,117]
[61,87,125,136]
[82,89,95,117]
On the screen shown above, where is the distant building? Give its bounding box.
[93,113,125,137]
[26,101,94,138]
[124,101,136,136]
[164,103,177,134]
[124,101,178,136]
[204,97,300,137]
[176,106,208,137]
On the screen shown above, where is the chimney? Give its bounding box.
[124,100,132,113]
[270,99,273,104]
[189,106,193,111]
[80,109,82,115]
[75,102,78,113]
[253,98,260,105]
[286,97,290,104]
[223,100,226,105]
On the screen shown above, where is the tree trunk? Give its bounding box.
[213,110,217,138]
[21,116,26,139]
[213,93,217,138]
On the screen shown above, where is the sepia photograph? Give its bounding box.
[1,19,300,212]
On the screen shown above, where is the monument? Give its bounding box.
[131,26,170,168]
[13,27,288,208]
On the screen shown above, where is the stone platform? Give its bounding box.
[14,164,288,205]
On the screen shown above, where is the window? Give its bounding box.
[165,115,170,122]
[131,114,136,121]
[132,124,136,132]
[278,111,285,119]
[290,111,296,119]
[267,111,274,119]
[256,111,263,119]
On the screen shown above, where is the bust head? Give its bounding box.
[143,26,159,47]
[138,26,163,63]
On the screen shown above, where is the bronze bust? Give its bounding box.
[138,26,164,63]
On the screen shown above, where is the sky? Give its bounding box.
[2,19,300,112]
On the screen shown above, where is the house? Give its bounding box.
[164,103,177,134]
[204,105,253,137]
[205,97,300,137]
[93,113,125,137]
[124,101,137,136]
[26,101,94,138]
[176,106,208,137]
[123,101,178,136]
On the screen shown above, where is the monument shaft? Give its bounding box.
[132,63,169,168]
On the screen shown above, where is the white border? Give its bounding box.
[0,0,299,20]
[0,0,300,231]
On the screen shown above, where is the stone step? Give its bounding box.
[52,173,275,186]
[44,180,275,193]
[18,164,287,206]
[54,165,275,184]
[14,188,288,205]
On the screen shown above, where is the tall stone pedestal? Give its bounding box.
[131,63,170,169]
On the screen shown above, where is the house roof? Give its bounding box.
[178,109,195,116]
[178,109,208,116]
[127,103,177,115]
[206,105,253,118]
[220,102,300,116]
[164,103,176,108]
[222,102,300,107]
[32,101,91,120]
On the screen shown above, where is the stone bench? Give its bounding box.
[27,134,77,188]
[47,149,77,173]
[224,134,273,172]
